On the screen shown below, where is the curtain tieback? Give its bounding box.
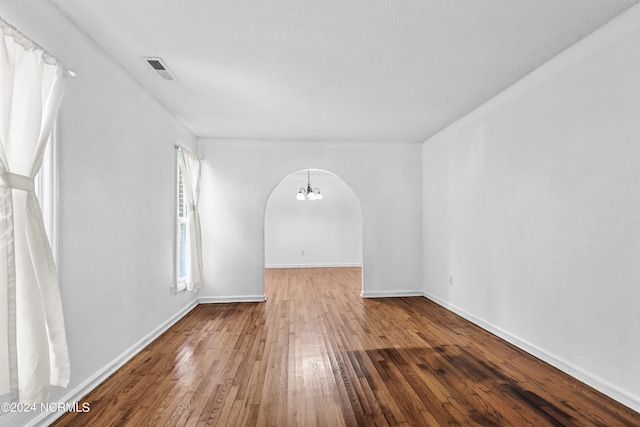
[0,172,35,193]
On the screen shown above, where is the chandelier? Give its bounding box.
[296,170,323,200]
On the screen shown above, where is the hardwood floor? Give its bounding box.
[53,267,639,426]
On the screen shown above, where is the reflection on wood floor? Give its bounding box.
[53,267,639,426]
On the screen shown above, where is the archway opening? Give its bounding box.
[264,169,364,298]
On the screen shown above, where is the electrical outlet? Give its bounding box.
[301,250,304,256]
[449,276,454,286]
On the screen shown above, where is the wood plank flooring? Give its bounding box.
[53,267,640,426]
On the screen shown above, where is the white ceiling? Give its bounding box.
[52,0,638,142]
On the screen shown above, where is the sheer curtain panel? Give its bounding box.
[178,147,203,291]
[0,19,70,403]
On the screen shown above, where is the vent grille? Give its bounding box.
[143,57,176,81]
[147,59,166,71]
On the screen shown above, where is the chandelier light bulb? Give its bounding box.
[295,170,323,201]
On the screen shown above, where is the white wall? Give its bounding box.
[423,5,640,410]
[7,0,638,423]
[265,170,362,268]
[0,2,198,426]
[198,139,422,300]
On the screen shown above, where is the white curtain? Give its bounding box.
[0,19,70,403]
[178,148,203,291]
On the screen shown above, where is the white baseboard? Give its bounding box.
[198,295,266,303]
[361,290,424,298]
[424,292,640,413]
[265,263,362,269]
[29,300,199,427]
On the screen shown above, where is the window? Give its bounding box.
[174,146,203,292]
[176,153,187,292]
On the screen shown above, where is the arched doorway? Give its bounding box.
[263,169,364,296]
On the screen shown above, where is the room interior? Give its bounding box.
[1,0,640,425]
[265,170,363,272]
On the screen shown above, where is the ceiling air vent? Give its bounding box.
[143,57,176,81]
